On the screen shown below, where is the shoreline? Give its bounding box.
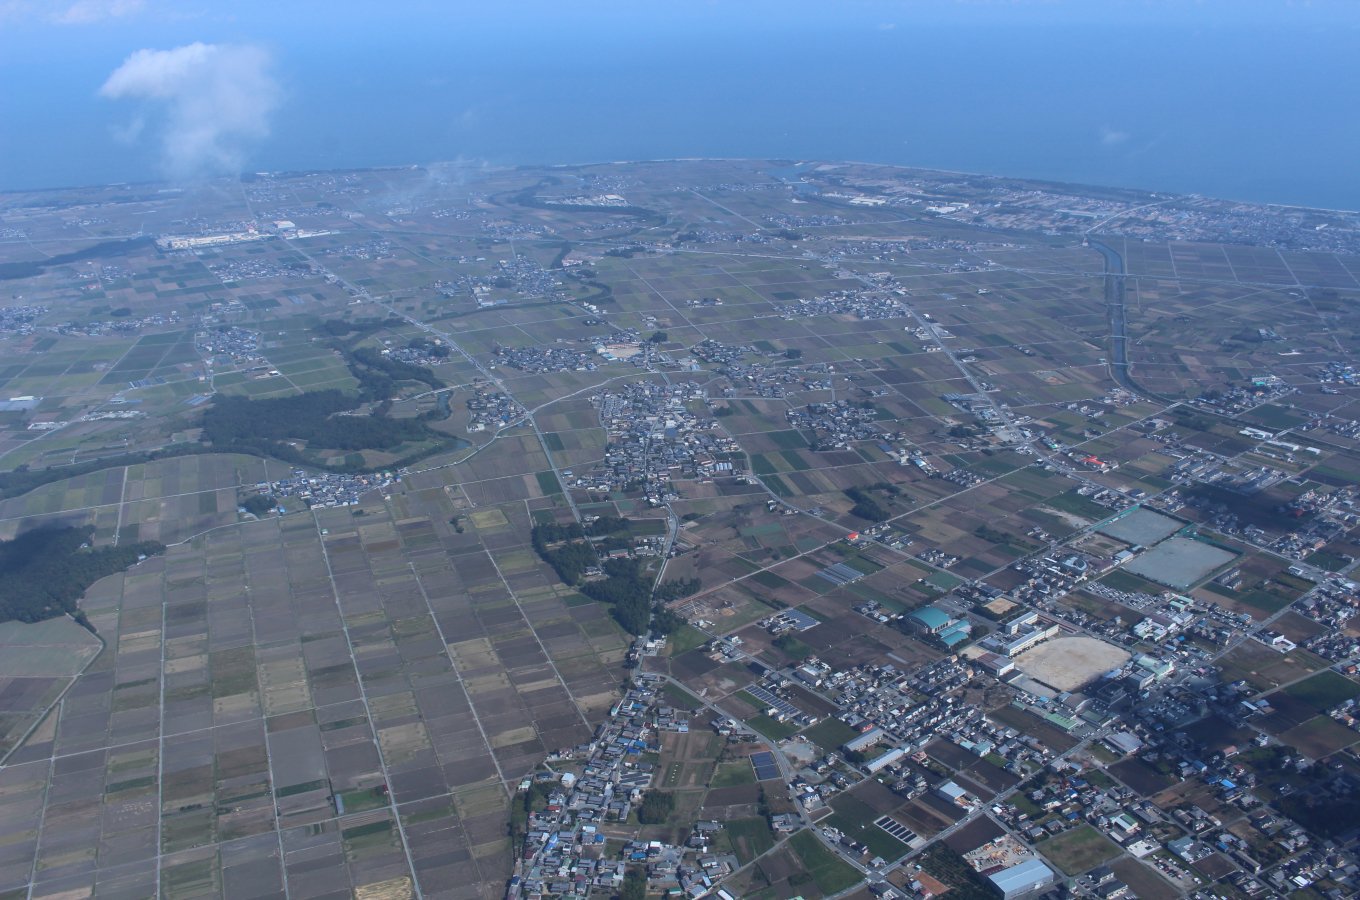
[2,156,1357,218]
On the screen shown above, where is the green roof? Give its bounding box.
[1043,712,1080,732]
[907,606,950,629]
[939,629,970,647]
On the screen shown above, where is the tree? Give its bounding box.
[784,348,803,360]
[585,515,632,536]
[651,605,683,634]
[653,578,700,603]
[242,494,276,516]
[637,790,675,824]
[0,525,165,626]
[619,868,647,900]
[845,486,889,522]
[648,331,667,344]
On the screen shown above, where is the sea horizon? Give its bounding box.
[3,14,1358,211]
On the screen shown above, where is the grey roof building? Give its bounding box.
[988,858,1056,900]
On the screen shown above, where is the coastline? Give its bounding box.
[3,156,1357,218]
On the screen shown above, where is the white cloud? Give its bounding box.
[99,42,280,181]
[54,0,145,24]
[1100,125,1131,146]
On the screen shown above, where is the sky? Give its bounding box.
[1,1,1358,207]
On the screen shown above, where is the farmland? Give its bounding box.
[0,157,1357,898]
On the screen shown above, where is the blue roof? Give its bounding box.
[989,858,1055,893]
[908,606,950,629]
[939,629,970,647]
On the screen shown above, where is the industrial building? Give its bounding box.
[987,858,1056,899]
[843,726,886,754]
[863,746,906,774]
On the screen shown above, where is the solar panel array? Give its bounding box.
[750,750,780,781]
[874,815,919,846]
[746,685,803,721]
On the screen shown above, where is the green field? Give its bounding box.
[1282,670,1360,713]
[766,429,810,450]
[788,829,863,895]
[1045,491,1113,521]
[535,470,563,495]
[826,794,908,861]
[1305,549,1350,572]
[667,625,710,656]
[746,713,799,741]
[710,760,757,788]
[1038,824,1122,875]
[715,817,775,865]
[800,717,859,751]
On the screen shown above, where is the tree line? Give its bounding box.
[0,525,164,629]
[0,326,456,500]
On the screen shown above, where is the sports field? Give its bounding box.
[1015,636,1131,692]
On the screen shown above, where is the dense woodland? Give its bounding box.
[0,525,164,628]
[845,485,890,522]
[2,321,458,498]
[347,346,444,393]
[242,494,277,516]
[0,236,153,281]
[202,390,431,458]
[531,520,699,636]
[635,790,675,825]
[200,335,447,463]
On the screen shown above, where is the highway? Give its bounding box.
[1086,238,1130,386]
[1086,237,1163,404]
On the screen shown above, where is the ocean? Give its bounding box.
[2,21,1357,210]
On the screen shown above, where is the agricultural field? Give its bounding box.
[1036,824,1123,876]
[0,157,1357,898]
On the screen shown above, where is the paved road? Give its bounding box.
[1086,237,1170,405]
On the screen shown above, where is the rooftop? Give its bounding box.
[908,606,950,629]
[989,858,1056,893]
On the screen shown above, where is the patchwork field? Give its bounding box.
[0,488,624,898]
[0,157,1357,899]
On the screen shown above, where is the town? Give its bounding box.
[0,158,1357,900]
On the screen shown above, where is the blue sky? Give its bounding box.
[4,1,1358,52]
